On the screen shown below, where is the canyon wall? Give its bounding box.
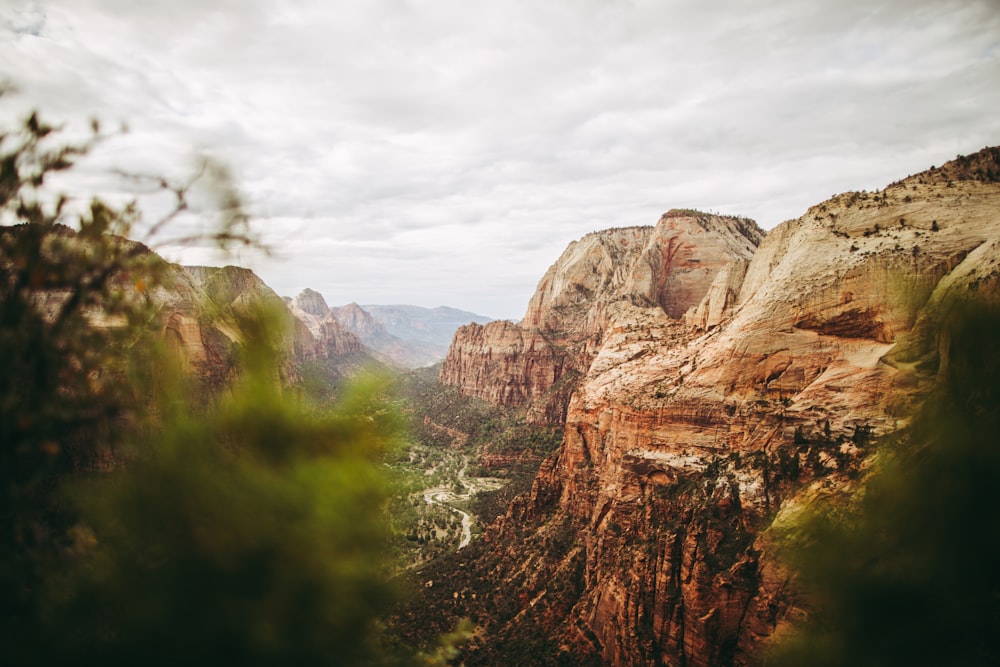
[440,213,764,424]
[285,287,368,358]
[433,148,1000,666]
[155,269,372,390]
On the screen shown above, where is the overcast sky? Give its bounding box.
[2,0,998,319]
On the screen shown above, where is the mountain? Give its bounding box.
[284,292,487,368]
[285,288,368,357]
[361,304,493,367]
[14,233,378,396]
[157,267,374,392]
[331,302,445,368]
[440,213,763,424]
[420,147,1000,666]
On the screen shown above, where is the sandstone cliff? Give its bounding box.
[286,288,367,358]
[151,268,375,391]
[427,147,1000,666]
[440,213,764,424]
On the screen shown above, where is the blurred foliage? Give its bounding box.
[0,108,455,665]
[767,301,1000,666]
[33,314,407,666]
[0,109,169,646]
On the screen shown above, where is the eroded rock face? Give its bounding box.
[439,320,576,423]
[331,303,383,340]
[442,148,1000,666]
[285,288,367,359]
[440,213,765,425]
[289,286,329,318]
[153,269,371,389]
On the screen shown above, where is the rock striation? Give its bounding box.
[440,213,764,424]
[154,268,374,390]
[286,288,367,358]
[431,147,1000,666]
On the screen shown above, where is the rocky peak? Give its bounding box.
[330,303,385,339]
[185,265,285,309]
[283,288,367,360]
[442,212,765,424]
[290,288,330,317]
[522,226,655,333]
[627,211,763,319]
[899,145,1000,187]
[288,289,332,339]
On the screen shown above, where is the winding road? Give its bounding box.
[422,455,474,549]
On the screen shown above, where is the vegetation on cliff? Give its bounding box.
[769,301,1000,666]
[8,100,1000,667]
[412,146,1000,666]
[384,365,563,569]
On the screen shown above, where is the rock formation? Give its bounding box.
[287,294,484,368]
[440,213,764,424]
[331,302,385,341]
[331,302,433,368]
[181,265,326,370]
[286,287,367,358]
[152,267,374,390]
[428,147,1000,666]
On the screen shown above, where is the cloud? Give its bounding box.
[1,0,999,318]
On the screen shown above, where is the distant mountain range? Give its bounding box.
[285,290,491,368]
[360,304,493,366]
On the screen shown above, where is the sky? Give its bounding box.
[2,0,999,320]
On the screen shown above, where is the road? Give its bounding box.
[422,455,474,549]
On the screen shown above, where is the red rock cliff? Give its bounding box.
[440,214,764,424]
[156,268,371,390]
[440,148,1000,666]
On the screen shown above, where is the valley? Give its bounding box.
[7,4,1000,664]
[387,433,505,568]
[4,136,999,666]
[388,147,1000,666]
[384,367,564,572]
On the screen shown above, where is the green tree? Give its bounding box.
[768,302,1000,666]
[0,108,447,665]
[0,109,168,652]
[37,312,406,666]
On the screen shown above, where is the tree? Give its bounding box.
[0,108,436,665]
[38,314,406,666]
[0,109,170,654]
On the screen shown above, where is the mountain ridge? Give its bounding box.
[440,212,765,425]
[285,294,492,368]
[419,146,1000,666]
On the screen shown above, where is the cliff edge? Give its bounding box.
[427,147,1000,666]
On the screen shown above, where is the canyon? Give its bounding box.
[11,146,999,666]
[425,147,1000,665]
